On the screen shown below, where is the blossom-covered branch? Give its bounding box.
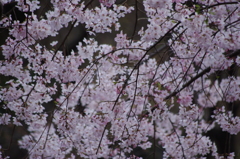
[0,0,240,158]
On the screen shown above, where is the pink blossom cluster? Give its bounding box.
[213,107,240,135]
[0,0,240,158]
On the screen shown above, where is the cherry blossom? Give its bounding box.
[0,0,240,158]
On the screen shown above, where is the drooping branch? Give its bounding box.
[139,67,211,119]
[226,49,240,58]
[164,67,211,100]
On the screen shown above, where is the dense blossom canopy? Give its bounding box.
[0,0,240,158]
